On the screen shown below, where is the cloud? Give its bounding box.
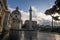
[20,11,29,21]
[8,7,15,12]
[8,7,29,23]
[8,6,60,26]
[31,6,52,24]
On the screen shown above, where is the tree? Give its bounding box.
[44,0,60,28]
[45,5,56,15]
[55,0,60,8]
[45,0,60,21]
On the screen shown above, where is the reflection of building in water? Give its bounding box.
[0,0,9,34]
[9,7,22,40]
[24,20,37,40]
[24,30,37,40]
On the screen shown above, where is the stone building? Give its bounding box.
[24,20,37,29]
[9,7,22,40]
[0,0,9,34]
[32,21,37,29]
[3,10,10,32]
[10,7,22,29]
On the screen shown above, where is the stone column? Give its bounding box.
[2,10,10,32]
[29,6,32,29]
[24,7,37,40]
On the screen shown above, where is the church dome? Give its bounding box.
[11,7,21,20]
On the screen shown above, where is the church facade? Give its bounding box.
[9,7,22,29]
[9,7,22,40]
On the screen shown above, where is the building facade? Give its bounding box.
[24,20,37,29]
[0,0,8,33]
[9,7,22,40]
[10,7,22,29]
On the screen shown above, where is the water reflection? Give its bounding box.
[23,31,60,40]
[24,31,37,40]
[3,31,60,40]
[49,34,60,40]
[37,32,60,40]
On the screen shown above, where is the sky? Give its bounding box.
[6,0,60,26]
[7,0,55,13]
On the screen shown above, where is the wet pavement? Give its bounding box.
[1,31,60,40]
